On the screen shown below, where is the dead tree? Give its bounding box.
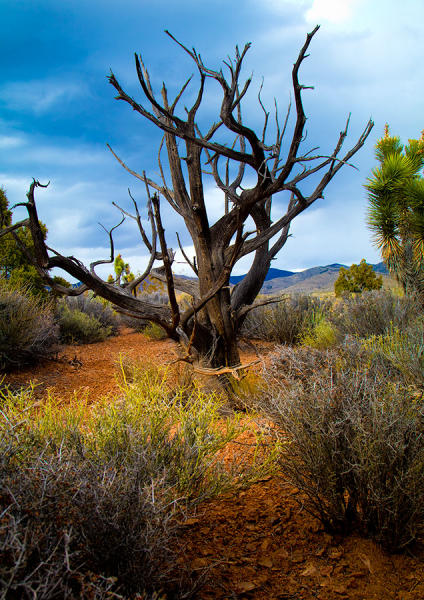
[9,27,373,367]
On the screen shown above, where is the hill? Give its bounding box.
[229,262,389,294]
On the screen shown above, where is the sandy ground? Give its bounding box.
[4,330,424,600]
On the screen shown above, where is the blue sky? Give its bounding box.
[1,0,423,277]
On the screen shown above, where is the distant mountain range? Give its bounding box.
[229,262,389,294]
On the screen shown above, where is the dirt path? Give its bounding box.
[4,331,424,599]
[5,328,178,402]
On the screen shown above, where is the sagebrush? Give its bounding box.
[261,345,424,551]
[241,294,331,344]
[56,295,119,344]
[0,279,58,370]
[0,363,276,598]
[330,289,418,339]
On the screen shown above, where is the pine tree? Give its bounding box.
[334,259,383,296]
[365,125,424,300]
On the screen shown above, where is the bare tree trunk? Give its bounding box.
[11,28,374,369]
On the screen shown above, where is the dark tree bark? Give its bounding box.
[11,27,373,368]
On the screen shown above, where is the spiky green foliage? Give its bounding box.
[334,259,383,296]
[365,126,424,300]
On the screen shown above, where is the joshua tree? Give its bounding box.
[5,27,373,368]
[366,126,424,301]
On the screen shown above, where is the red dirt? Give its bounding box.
[5,328,177,402]
[4,331,424,600]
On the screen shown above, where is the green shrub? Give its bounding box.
[242,294,331,344]
[363,319,424,387]
[261,349,424,551]
[57,304,111,343]
[0,364,275,597]
[300,314,338,350]
[7,264,49,298]
[143,321,167,340]
[62,294,120,334]
[330,289,419,339]
[56,297,118,344]
[0,278,58,370]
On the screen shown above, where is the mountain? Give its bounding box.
[230,262,389,294]
[229,267,293,285]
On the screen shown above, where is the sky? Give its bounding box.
[1,0,423,277]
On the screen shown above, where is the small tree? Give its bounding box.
[4,28,373,368]
[0,186,49,296]
[366,126,424,301]
[334,259,383,296]
[112,253,135,285]
[110,253,136,294]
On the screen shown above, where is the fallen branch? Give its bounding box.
[193,359,260,380]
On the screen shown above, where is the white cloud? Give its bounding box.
[0,79,88,114]
[258,0,309,17]
[0,135,25,149]
[305,0,363,24]
[1,132,113,173]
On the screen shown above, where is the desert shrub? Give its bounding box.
[178,292,192,312]
[143,321,167,340]
[56,304,111,344]
[330,289,419,339]
[0,366,275,597]
[363,319,424,387]
[265,344,336,386]
[56,295,120,344]
[261,350,424,551]
[62,294,120,334]
[241,294,331,344]
[138,290,169,305]
[300,314,339,350]
[0,278,58,370]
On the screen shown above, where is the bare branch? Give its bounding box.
[193,359,260,379]
[176,231,198,276]
[108,71,256,166]
[25,180,50,268]
[275,25,320,186]
[134,53,185,129]
[170,75,193,112]
[126,180,159,293]
[236,295,286,320]
[107,144,179,213]
[258,78,269,144]
[151,193,180,331]
[90,216,125,276]
[0,218,30,239]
